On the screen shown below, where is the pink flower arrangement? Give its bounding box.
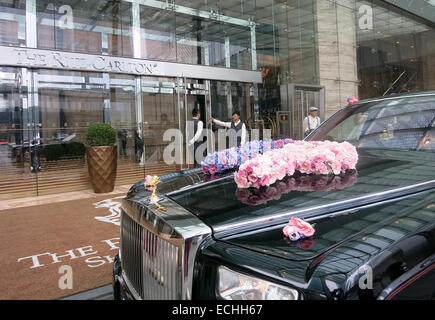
[234,141,358,189]
[282,217,316,241]
[347,96,359,105]
[202,139,294,175]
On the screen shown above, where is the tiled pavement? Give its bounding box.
[0,184,131,211]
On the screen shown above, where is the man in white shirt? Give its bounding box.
[188,108,204,166]
[210,111,247,147]
[303,107,321,137]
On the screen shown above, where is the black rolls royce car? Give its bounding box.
[113,92,435,300]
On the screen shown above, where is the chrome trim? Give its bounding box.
[376,254,435,300]
[120,211,144,297]
[214,180,435,238]
[121,194,212,300]
[121,270,142,300]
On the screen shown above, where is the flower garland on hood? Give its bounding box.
[234,140,358,189]
[201,139,294,175]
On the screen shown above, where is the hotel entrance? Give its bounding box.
[0,63,260,199]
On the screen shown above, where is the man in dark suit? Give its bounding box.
[188,108,204,166]
[210,111,247,147]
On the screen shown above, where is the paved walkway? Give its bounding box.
[0,185,131,299]
[0,184,131,211]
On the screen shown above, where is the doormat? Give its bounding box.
[0,193,126,300]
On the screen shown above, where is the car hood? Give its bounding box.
[166,149,435,239]
[220,189,435,262]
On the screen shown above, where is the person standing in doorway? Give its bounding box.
[303,107,321,137]
[188,108,204,167]
[117,129,128,156]
[210,111,247,147]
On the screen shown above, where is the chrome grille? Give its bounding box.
[120,211,143,298]
[142,228,180,299]
[120,210,182,299]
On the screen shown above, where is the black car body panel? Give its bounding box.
[168,149,435,238]
[114,92,435,300]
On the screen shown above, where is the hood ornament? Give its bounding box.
[145,175,167,212]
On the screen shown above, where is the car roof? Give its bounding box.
[350,91,435,108]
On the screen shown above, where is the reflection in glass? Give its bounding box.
[312,96,435,152]
[36,0,133,56]
[236,171,358,206]
[35,70,143,195]
[141,77,178,170]
[140,5,176,61]
[356,0,435,98]
[0,0,26,46]
[0,67,36,199]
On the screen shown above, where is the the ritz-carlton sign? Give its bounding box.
[12,47,158,75]
[0,45,262,83]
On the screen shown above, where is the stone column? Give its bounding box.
[316,0,359,118]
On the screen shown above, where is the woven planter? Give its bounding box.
[86,146,118,193]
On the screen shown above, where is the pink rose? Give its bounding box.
[260,175,270,187]
[288,217,315,237]
[234,173,250,189]
[208,165,218,175]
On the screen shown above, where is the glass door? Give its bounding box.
[178,78,211,168]
[34,70,143,196]
[0,67,36,199]
[209,80,253,152]
[35,69,105,196]
[141,77,180,175]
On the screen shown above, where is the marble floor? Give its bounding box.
[0,184,131,211]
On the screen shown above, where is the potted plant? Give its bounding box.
[85,123,117,193]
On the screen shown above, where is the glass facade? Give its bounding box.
[356,0,435,99]
[0,0,434,198]
[36,0,133,56]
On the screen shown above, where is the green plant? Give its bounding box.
[64,142,86,157]
[85,123,116,147]
[42,142,86,161]
[41,144,63,161]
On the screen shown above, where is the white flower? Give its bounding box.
[286,226,301,241]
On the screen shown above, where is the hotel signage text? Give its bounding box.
[13,48,157,75]
[0,46,262,83]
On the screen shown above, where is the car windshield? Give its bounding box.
[310,94,435,152]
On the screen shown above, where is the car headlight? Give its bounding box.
[218,266,299,300]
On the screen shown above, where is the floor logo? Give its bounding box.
[93,196,124,226]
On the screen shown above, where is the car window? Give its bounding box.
[312,95,435,152]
